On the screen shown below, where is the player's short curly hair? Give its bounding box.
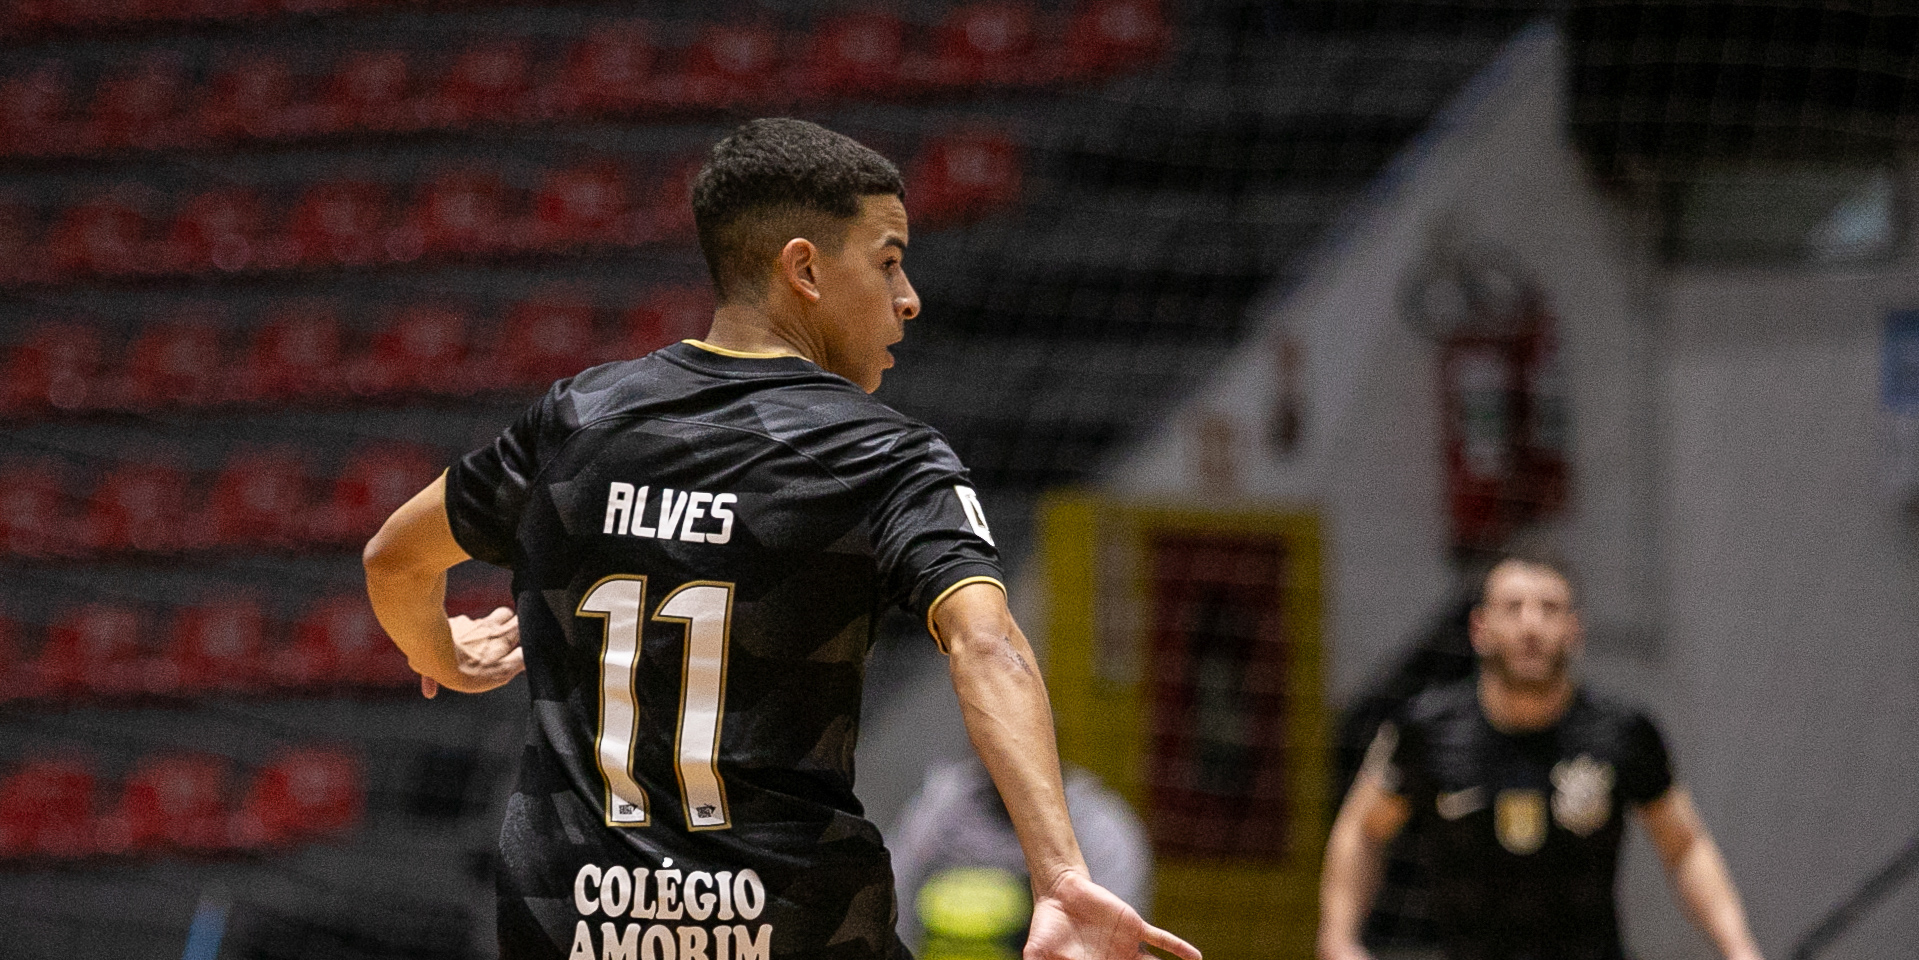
[692,118,905,303]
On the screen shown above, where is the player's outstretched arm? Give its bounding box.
[1639,788,1764,960]
[1316,771,1410,960]
[363,474,524,697]
[935,582,1201,960]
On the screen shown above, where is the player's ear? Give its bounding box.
[779,237,821,303]
[1467,604,1491,656]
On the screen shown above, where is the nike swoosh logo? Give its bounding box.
[1437,787,1487,820]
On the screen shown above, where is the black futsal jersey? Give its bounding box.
[1368,680,1675,960]
[444,341,1003,960]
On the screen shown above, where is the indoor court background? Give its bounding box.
[0,1,1913,959]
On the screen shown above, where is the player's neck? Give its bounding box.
[701,300,828,365]
[1477,670,1576,732]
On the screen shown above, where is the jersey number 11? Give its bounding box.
[577,577,734,831]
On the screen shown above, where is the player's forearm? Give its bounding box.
[363,551,465,686]
[947,623,1088,898]
[1668,835,1763,960]
[1316,812,1385,959]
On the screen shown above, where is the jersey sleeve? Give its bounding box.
[866,427,1004,649]
[443,386,556,568]
[1363,715,1433,803]
[1618,711,1675,805]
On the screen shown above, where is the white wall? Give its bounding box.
[1084,20,1919,960]
[1659,264,1919,959]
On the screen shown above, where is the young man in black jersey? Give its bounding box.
[1317,549,1763,960]
[363,118,1200,960]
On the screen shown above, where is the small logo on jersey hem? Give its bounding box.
[1436,787,1486,820]
[1551,754,1615,836]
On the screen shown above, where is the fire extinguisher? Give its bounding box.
[1438,298,1569,554]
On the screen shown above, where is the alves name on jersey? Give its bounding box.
[445,341,1004,960]
[1368,680,1675,960]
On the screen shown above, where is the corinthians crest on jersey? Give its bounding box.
[1551,754,1615,836]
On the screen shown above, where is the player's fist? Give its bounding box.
[422,606,525,698]
[1024,870,1200,960]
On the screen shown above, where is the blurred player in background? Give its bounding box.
[1317,547,1763,960]
[362,118,1200,960]
[891,758,1152,958]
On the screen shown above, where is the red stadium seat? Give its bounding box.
[165,599,267,694]
[32,603,151,699]
[0,62,78,158]
[930,2,1038,88]
[203,448,312,548]
[350,304,472,396]
[2,321,107,413]
[674,23,784,108]
[48,189,153,278]
[87,51,191,151]
[286,180,391,266]
[433,40,532,128]
[496,293,598,389]
[1064,0,1168,77]
[0,757,99,859]
[200,55,299,144]
[0,460,74,559]
[237,304,347,402]
[162,188,271,275]
[276,593,411,691]
[314,442,440,544]
[82,460,192,555]
[323,50,415,133]
[104,753,233,855]
[408,169,511,258]
[531,161,631,249]
[119,315,228,409]
[802,13,906,98]
[554,21,656,116]
[232,748,363,846]
[619,285,714,360]
[907,130,1023,227]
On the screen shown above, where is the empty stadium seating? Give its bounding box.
[106,752,235,853]
[203,449,314,549]
[0,748,366,862]
[119,315,227,409]
[5,590,419,705]
[0,282,753,422]
[235,305,349,401]
[0,756,99,860]
[30,603,150,700]
[312,442,442,546]
[0,2,1168,160]
[231,748,365,848]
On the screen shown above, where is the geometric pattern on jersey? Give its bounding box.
[445,341,1003,960]
[1370,679,1674,960]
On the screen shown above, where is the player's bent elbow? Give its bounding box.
[361,527,409,579]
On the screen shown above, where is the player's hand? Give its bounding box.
[1024,870,1200,960]
[421,606,524,698]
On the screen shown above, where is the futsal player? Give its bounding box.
[363,119,1201,960]
[1317,547,1764,960]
